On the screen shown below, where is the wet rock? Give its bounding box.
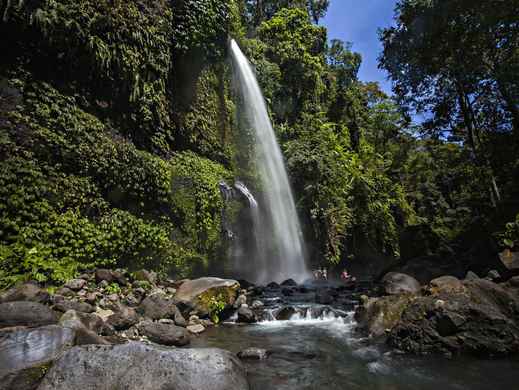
[53,300,95,314]
[0,325,75,390]
[251,300,264,309]
[382,272,421,295]
[64,279,87,291]
[355,294,415,338]
[281,279,297,287]
[137,292,179,320]
[234,294,247,308]
[388,279,519,356]
[266,282,280,289]
[187,324,205,334]
[237,347,268,360]
[0,302,59,328]
[0,283,50,304]
[275,307,297,321]
[132,269,157,285]
[175,277,240,316]
[281,287,294,296]
[137,321,190,346]
[237,306,256,323]
[315,289,334,305]
[428,275,465,294]
[56,287,74,297]
[173,308,187,327]
[107,307,140,331]
[37,342,249,390]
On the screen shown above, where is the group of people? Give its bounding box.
[312,267,356,283]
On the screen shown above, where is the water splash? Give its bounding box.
[229,39,309,284]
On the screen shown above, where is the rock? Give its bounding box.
[234,294,247,308]
[266,282,280,289]
[95,308,115,322]
[486,269,501,281]
[0,325,75,390]
[132,269,157,285]
[60,310,104,334]
[251,300,264,309]
[37,342,249,390]
[64,279,87,291]
[174,277,240,316]
[381,272,421,295]
[137,292,179,320]
[354,294,415,338]
[428,275,465,294]
[508,276,519,288]
[124,293,141,307]
[85,292,100,305]
[111,270,128,286]
[388,278,519,356]
[281,287,294,296]
[107,307,140,331]
[137,321,190,346]
[55,287,74,297]
[173,308,187,327]
[280,279,297,287]
[95,269,114,284]
[59,311,109,346]
[237,347,268,360]
[53,300,95,314]
[465,271,480,280]
[275,307,297,321]
[499,249,519,271]
[166,287,177,295]
[186,324,205,334]
[315,289,334,304]
[0,283,50,304]
[0,302,59,328]
[237,306,256,323]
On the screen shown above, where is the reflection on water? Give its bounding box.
[191,313,519,390]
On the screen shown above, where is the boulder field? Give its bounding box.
[355,272,519,357]
[0,270,250,390]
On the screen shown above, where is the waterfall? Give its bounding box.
[229,39,309,284]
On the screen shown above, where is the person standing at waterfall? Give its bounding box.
[322,268,328,281]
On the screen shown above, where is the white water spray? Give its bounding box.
[229,39,309,284]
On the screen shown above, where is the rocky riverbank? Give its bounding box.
[355,271,519,358]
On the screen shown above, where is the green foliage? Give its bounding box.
[207,293,226,324]
[105,282,121,295]
[500,214,519,249]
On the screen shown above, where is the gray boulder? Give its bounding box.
[64,279,87,291]
[107,306,140,330]
[382,272,421,295]
[95,269,115,284]
[0,283,50,304]
[237,306,256,324]
[53,300,95,314]
[37,342,249,390]
[174,277,240,316]
[0,325,75,390]
[59,311,109,346]
[137,292,179,320]
[137,321,190,346]
[0,302,59,328]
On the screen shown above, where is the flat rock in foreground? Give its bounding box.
[37,342,249,390]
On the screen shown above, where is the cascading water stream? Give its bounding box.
[229,39,309,284]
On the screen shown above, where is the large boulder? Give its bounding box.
[107,306,140,330]
[237,306,256,324]
[388,278,519,356]
[174,277,240,316]
[59,311,109,346]
[355,294,416,338]
[0,302,59,328]
[427,275,465,294]
[0,325,75,390]
[137,321,190,346]
[0,283,50,304]
[37,342,250,390]
[137,292,180,320]
[381,272,421,295]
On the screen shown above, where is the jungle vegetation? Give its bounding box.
[0,0,517,287]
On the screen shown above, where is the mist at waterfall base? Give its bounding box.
[228,39,309,285]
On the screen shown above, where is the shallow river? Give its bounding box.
[192,312,519,390]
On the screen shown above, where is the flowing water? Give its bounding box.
[192,309,519,390]
[230,39,309,284]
